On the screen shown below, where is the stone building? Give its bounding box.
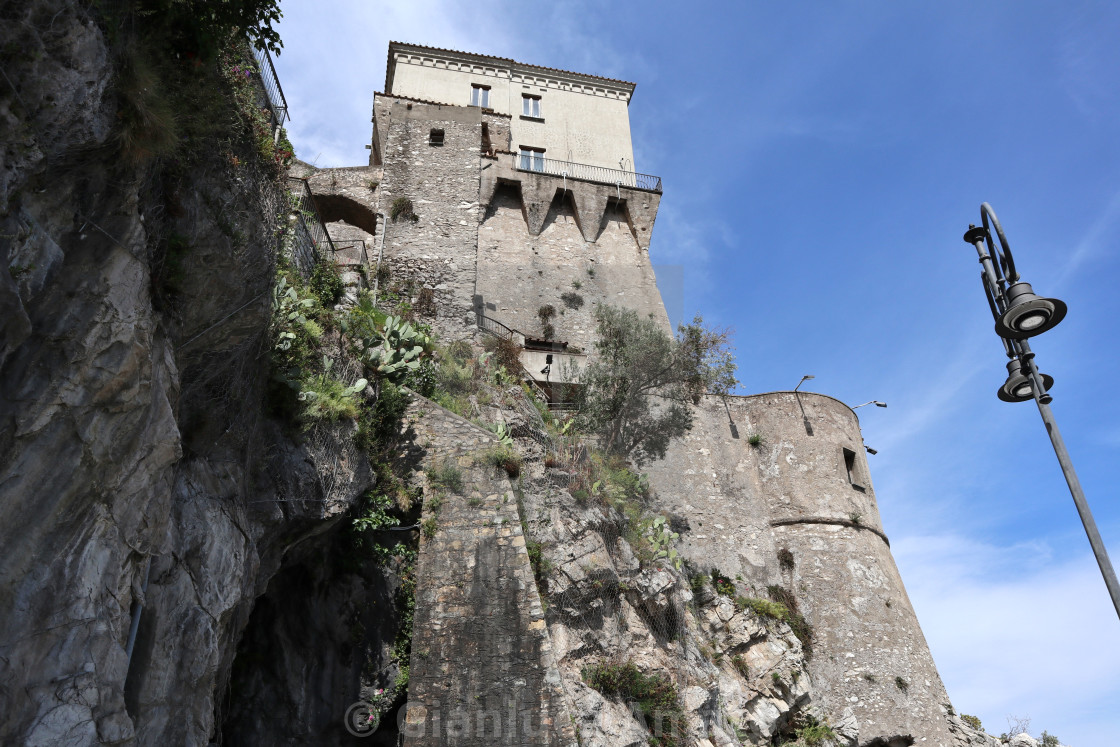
[296,42,963,746]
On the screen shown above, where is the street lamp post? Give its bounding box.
[963,203,1120,620]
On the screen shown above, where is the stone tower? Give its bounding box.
[296,41,963,746]
[644,393,957,745]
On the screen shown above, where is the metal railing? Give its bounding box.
[287,177,334,253]
[514,153,662,193]
[285,178,335,277]
[330,239,371,289]
[477,312,515,340]
[252,43,289,132]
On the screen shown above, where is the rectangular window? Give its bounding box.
[470,84,490,108]
[521,94,541,118]
[519,147,545,172]
[429,128,444,146]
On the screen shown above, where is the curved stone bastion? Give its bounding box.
[644,391,957,746]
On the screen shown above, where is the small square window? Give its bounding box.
[522,94,541,118]
[470,84,490,108]
[429,128,444,146]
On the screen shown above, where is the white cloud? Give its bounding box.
[895,532,1120,745]
[1052,189,1120,290]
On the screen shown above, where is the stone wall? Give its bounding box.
[476,179,668,352]
[375,96,483,340]
[402,396,577,746]
[644,392,956,745]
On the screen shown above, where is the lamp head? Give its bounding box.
[997,359,1054,403]
[995,282,1067,339]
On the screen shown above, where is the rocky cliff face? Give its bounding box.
[0,3,386,744]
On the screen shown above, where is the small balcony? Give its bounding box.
[512,152,662,193]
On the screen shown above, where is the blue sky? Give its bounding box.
[271,2,1120,742]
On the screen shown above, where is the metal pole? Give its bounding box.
[1032,381,1120,619]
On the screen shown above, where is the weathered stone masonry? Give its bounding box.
[644,392,956,745]
[402,395,577,746]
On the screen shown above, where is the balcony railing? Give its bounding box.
[252,43,289,133]
[513,153,662,193]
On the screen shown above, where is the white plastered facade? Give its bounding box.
[386,43,637,172]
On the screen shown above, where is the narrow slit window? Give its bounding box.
[843,448,864,490]
[429,128,444,146]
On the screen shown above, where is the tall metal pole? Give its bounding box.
[1032,396,1120,619]
[965,209,1120,621]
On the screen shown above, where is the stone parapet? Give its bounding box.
[479,153,661,249]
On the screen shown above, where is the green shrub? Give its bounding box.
[581,661,684,746]
[427,461,463,493]
[710,570,735,598]
[352,491,397,532]
[747,432,764,446]
[960,714,982,730]
[343,298,431,382]
[403,356,438,398]
[526,540,552,590]
[767,584,814,658]
[794,715,837,746]
[560,291,584,310]
[777,547,795,571]
[735,596,788,620]
[421,517,437,538]
[297,369,366,422]
[573,305,737,465]
[482,445,522,478]
[309,258,345,307]
[356,381,411,457]
[390,197,417,222]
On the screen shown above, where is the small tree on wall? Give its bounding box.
[571,305,737,465]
